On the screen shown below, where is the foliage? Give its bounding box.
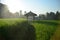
[0,3,9,18]
[32,20,59,40]
[0,18,59,40]
[0,18,36,40]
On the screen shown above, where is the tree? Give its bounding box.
[55,11,60,20]
[49,12,55,20]
[46,12,50,20]
[0,3,9,18]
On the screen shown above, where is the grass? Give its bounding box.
[0,18,59,40]
[0,18,26,26]
[50,22,60,40]
[0,18,36,40]
[32,20,59,40]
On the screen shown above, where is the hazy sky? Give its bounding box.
[1,0,60,15]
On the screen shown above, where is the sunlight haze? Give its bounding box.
[1,0,60,14]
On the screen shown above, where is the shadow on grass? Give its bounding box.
[0,21,36,40]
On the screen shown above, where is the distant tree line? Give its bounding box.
[0,3,23,18]
[39,11,60,20]
[0,3,60,20]
[46,11,60,20]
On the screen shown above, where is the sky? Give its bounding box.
[0,0,60,15]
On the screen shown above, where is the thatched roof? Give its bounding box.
[24,11,37,16]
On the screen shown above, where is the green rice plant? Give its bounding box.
[32,20,59,40]
[0,18,59,40]
[0,18,36,40]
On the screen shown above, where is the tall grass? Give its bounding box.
[0,18,36,40]
[0,18,26,26]
[0,18,59,40]
[32,20,59,40]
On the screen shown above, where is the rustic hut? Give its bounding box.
[24,11,37,21]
